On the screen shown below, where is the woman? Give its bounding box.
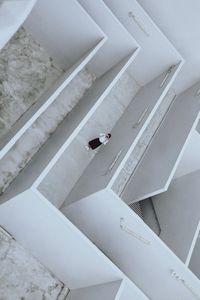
[85,133,111,150]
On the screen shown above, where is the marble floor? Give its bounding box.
[0,27,63,139]
[0,228,67,300]
[0,67,95,194]
[38,71,140,207]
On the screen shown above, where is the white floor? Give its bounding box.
[0,27,62,138]
[0,228,66,300]
[0,67,95,194]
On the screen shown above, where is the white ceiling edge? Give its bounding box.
[174,129,200,179]
[104,0,183,86]
[137,0,200,93]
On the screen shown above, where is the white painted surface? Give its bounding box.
[62,73,140,206]
[122,81,200,203]
[112,91,176,197]
[0,229,64,300]
[138,0,200,93]
[78,0,138,77]
[0,27,63,140]
[65,66,179,205]
[33,53,136,207]
[185,221,200,268]
[67,280,121,300]
[110,63,182,191]
[0,189,122,289]
[0,40,105,159]
[37,70,138,207]
[116,279,149,300]
[0,0,37,50]
[189,235,200,280]
[0,53,135,206]
[68,278,148,300]
[174,129,200,179]
[24,0,105,70]
[104,0,183,85]
[153,170,200,264]
[0,68,95,195]
[64,189,200,300]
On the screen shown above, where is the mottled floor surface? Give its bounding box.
[0,27,63,138]
[0,67,95,194]
[0,229,65,300]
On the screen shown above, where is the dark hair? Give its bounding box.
[107,133,111,139]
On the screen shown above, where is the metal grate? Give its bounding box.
[129,201,144,220]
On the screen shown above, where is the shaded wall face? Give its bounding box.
[0,229,63,299]
[153,169,200,262]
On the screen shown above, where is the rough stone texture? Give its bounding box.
[0,229,66,300]
[112,90,176,196]
[0,67,95,194]
[38,72,140,207]
[0,27,62,138]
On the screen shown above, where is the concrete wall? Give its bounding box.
[64,189,200,300]
[104,0,183,86]
[189,236,200,280]
[153,170,200,263]
[0,0,37,50]
[0,189,122,289]
[174,129,200,179]
[35,54,136,207]
[0,227,64,299]
[68,280,121,300]
[78,0,138,77]
[24,0,104,70]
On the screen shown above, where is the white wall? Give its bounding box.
[0,39,104,159]
[0,0,37,50]
[153,170,200,263]
[78,0,138,77]
[64,189,200,300]
[0,189,122,289]
[189,236,200,280]
[67,280,122,300]
[138,0,200,93]
[174,129,200,179]
[24,0,105,70]
[121,80,200,203]
[35,53,136,207]
[117,279,149,300]
[65,65,180,206]
[104,0,183,86]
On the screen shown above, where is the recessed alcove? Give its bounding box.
[0,0,37,50]
[0,188,149,300]
[63,189,200,300]
[119,81,200,204]
[141,122,200,267]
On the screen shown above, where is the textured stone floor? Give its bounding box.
[0,27,63,138]
[112,90,176,196]
[0,67,95,194]
[0,228,65,300]
[39,71,140,207]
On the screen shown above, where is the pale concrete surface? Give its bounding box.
[120,81,200,203]
[0,27,62,138]
[64,81,175,205]
[174,129,200,179]
[113,90,175,196]
[152,169,200,263]
[0,67,95,194]
[189,235,200,280]
[140,198,161,236]
[67,280,121,300]
[39,72,140,207]
[0,229,66,300]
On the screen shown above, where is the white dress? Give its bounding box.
[99,133,109,145]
